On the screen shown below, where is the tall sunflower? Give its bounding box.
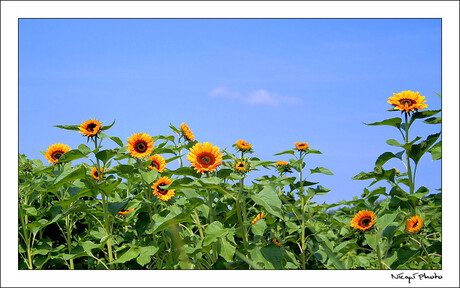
[187,142,223,174]
[79,119,102,137]
[91,167,104,180]
[406,215,423,233]
[350,210,375,231]
[251,212,265,225]
[127,132,154,159]
[295,142,309,151]
[152,176,175,201]
[388,90,428,113]
[44,143,70,163]
[147,155,166,173]
[181,123,195,141]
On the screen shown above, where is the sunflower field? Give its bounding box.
[18,91,441,270]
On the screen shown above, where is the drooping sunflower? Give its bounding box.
[91,167,104,180]
[275,160,292,173]
[236,140,252,151]
[187,142,223,174]
[44,143,71,163]
[406,215,423,233]
[152,176,175,201]
[127,132,154,159]
[181,123,195,141]
[118,208,135,215]
[295,142,309,151]
[79,119,102,137]
[388,90,428,113]
[272,238,281,246]
[350,210,375,231]
[147,155,166,173]
[251,212,265,225]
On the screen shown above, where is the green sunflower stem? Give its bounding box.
[376,240,384,269]
[404,113,416,216]
[236,177,249,257]
[299,151,307,269]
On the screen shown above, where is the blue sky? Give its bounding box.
[19,19,441,204]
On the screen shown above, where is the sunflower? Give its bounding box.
[276,161,288,166]
[272,238,281,246]
[406,215,423,233]
[152,176,175,201]
[388,90,428,113]
[236,140,252,151]
[127,132,154,159]
[350,210,375,231]
[187,142,223,174]
[295,142,309,151]
[79,119,102,137]
[147,155,166,173]
[118,208,135,215]
[234,159,251,175]
[91,167,104,180]
[251,212,265,225]
[394,167,400,176]
[275,160,292,173]
[181,123,195,141]
[44,143,71,163]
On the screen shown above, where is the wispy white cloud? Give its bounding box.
[209,87,302,106]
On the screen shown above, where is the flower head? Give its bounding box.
[79,119,102,137]
[272,238,281,246]
[275,160,292,173]
[187,142,223,174]
[388,90,427,113]
[181,123,195,141]
[350,210,375,231]
[234,159,251,175]
[152,176,175,201]
[91,167,104,180]
[406,215,423,233]
[236,140,252,151]
[127,133,154,159]
[147,155,166,173]
[251,212,265,225]
[44,143,70,163]
[118,208,135,215]
[295,142,309,151]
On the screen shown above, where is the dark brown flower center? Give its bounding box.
[400,99,415,106]
[238,163,245,168]
[94,171,99,177]
[87,123,97,132]
[360,217,371,227]
[413,221,419,228]
[157,184,168,195]
[199,153,215,165]
[52,152,63,159]
[151,162,159,169]
[136,141,147,152]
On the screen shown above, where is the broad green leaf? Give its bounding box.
[365,117,402,129]
[137,246,159,266]
[251,219,267,236]
[218,238,236,262]
[375,151,404,167]
[310,167,333,175]
[260,244,282,269]
[314,234,345,269]
[112,164,134,176]
[364,233,379,250]
[307,185,331,196]
[57,149,88,163]
[111,246,140,264]
[364,186,387,199]
[139,169,158,184]
[78,144,92,155]
[199,177,221,186]
[51,165,86,189]
[100,119,116,131]
[411,109,441,122]
[54,124,80,131]
[306,149,322,154]
[203,221,228,246]
[409,133,441,164]
[251,185,282,218]
[424,117,441,124]
[273,150,295,156]
[152,205,192,234]
[63,199,87,215]
[81,241,101,257]
[171,167,201,178]
[107,199,129,216]
[375,212,398,231]
[386,139,403,147]
[96,149,118,165]
[135,212,151,236]
[429,141,441,160]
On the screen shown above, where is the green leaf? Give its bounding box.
[364,233,379,250]
[375,151,404,167]
[111,246,140,264]
[365,117,402,129]
[260,244,282,269]
[423,117,441,124]
[171,167,201,178]
[310,167,333,175]
[78,144,92,155]
[306,149,322,154]
[411,109,441,121]
[56,149,88,163]
[63,199,87,215]
[199,177,221,186]
[375,212,398,231]
[364,186,387,199]
[110,136,124,147]
[54,124,80,131]
[409,133,441,164]
[386,139,403,147]
[95,149,117,165]
[218,238,236,262]
[313,234,345,269]
[137,246,159,266]
[81,241,101,257]
[251,185,282,218]
[51,166,86,188]
[273,150,295,156]
[111,164,134,176]
[107,199,129,216]
[135,212,151,236]
[139,169,158,184]
[203,221,228,246]
[307,185,331,196]
[100,119,116,131]
[429,141,441,160]
[251,219,267,236]
[169,123,180,134]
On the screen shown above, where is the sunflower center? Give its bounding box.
[400,99,415,106]
[238,163,245,168]
[94,171,99,177]
[360,217,372,227]
[136,141,147,152]
[157,185,168,195]
[87,123,97,132]
[413,221,419,228]
[199,153,215,165]
[52,152,63,160]
[151,162,159,169]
